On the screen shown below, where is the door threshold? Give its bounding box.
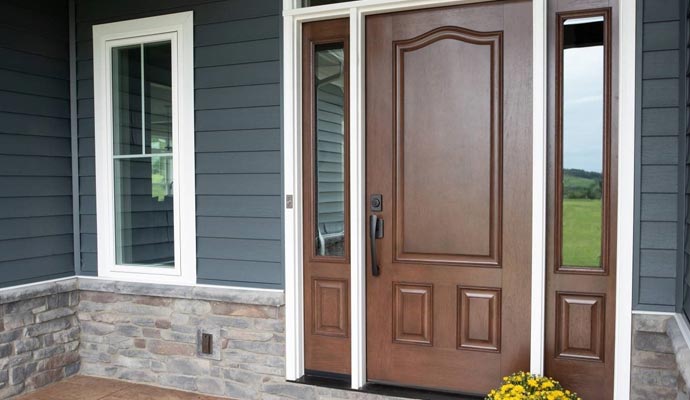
[294,374,482,400]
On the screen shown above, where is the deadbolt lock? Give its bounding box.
[371,194,383,212]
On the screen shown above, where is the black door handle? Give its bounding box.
[370,214,381,276]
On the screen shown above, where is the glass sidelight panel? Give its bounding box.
[559,14,607,269]
[313,43,346,257]
[112,41,174,266]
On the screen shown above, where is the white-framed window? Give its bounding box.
[93,12,196,285]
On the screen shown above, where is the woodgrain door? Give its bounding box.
[303,19,351,376]
[365,1,532,395]
[545,2,618,399]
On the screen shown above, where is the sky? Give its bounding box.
[563,45,604,174]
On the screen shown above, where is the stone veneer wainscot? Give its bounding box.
[1,278,411,400]
[0,280,81,398]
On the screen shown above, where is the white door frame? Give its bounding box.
[282,0,634,397]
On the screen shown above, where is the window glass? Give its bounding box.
[301,0,350,6]
[560,16,605,268]
[314,43,346,257]
[112,41,174,266]
[112,45,142,155]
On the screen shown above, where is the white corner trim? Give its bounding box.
[675,313,690,349]
[93,11,196,286]
[530,0,547,376]
[613,0,636,398]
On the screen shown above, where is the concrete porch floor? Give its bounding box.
[15,376,232,400]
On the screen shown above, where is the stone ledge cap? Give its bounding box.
[77,277,285,307]
[0,277,78,305]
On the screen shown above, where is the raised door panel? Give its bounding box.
[394,27,502,267]
[556,292,605,361]
[313,278,349,337]
[393,283,433,345]
[457,287,501,352]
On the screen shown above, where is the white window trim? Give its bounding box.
[283,0,635,397]
[93,12,196,285]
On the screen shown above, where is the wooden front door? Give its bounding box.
[365,1,532,394]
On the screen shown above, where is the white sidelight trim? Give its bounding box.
[349,7,367,389]
[614,0,636,397]
[530,0,547,376]
[93,12,196,285]
[283,10,304,381]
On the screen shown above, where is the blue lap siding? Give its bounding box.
[634,0,685,311]
[75,0,283,288]
[0,0,74,288]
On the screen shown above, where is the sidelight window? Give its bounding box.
[93,12,196,284]
[556,11,610,270]
[313,43,347,257]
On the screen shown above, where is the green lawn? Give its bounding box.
[562,198,602,267]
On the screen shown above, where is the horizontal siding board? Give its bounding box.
[642,50,679,79]
[641,166,678,193]
[80,251,97,273]
[0,68,69,99]
[0,25,68,60]
[77,98,94,118]
[196,216,281,240]
[640,221,677,250]
[641,108,679,135]
[195,106,281,131]
[0,112,70,137]
[196,174,281,195]
[643,21,680,51]
[0,135,71,157]
[641,136,679,164]
[194,38,279,67]
[0,197,72,219]
[196,151,280,174]
[640,249,677,278]
[643,0,680,22]
[195,16,279,46]
[195,61,280,89]
[195,83,280,110]
[197,258,281,286]
[0,3,69,40]
[197,238,281,262]
[639,277,677,305]
[0,48,68,79]
[0,91,69,118]
[0,177,72,197]
[0,216,73,241]
[195,129,280,152]
[640,193,678,221]
[0,155,71,177]
[0,254,73,286]
[0,234,73,263]
[642,79,680,108]
[196,196,281,218]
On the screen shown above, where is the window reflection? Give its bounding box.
[112,41,174,266]
[560,16,605,268]
[314,43,346,257]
